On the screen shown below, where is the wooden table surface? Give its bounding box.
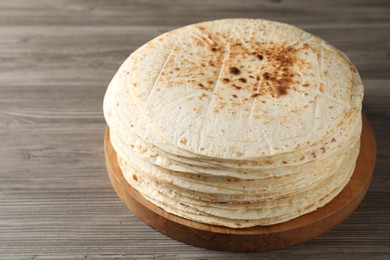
[0,0,389,259]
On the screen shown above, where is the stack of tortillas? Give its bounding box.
[104,19,364,228]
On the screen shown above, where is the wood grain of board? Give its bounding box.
[0,0,389,259]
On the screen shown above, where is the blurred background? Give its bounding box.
[0,0,389,259]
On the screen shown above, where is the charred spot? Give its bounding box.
[229,67,241,75]
[233,85,242,90]
[256,75,260,81]
[311,152,317,158]
[238,78,247,83]
[331,138,336,143]
[222,78,230,83]
[249,75,254,79]
[257,54,264,60]
[302,83,310,87]
[277,87,288,96]
[232,94,238,98]
[320,147,326,153]
[251,93,260,98]
[208,61,216,67]
[132,174,138,181]
[263,72,270,80]
[198,83,206,89]
[282,161,288,164]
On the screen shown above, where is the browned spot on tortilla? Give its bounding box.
[222,78,230,83]
[265,160,274,165]
[300,156,305,161]
[331,138,336,143]
[282,161,288,164]
[233,85,242,90]
[302,83,310,87]
[232,94,238,98]
[211,45,219,52]
[320,147,326,153]
[250,45,298,98]
[180,137,187,144]
[229,67,241,75]
[311,152,317,158]
[198,83,206,90]
[257,54,264,60]
[239,78,247,83]
[132,174,138,181]
[251,93,260,98]
[323,69,329,76]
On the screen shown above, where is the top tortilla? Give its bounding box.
[104,18,363,161]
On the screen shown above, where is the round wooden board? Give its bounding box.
[104,115,376,252]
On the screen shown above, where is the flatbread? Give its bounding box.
[103,18,364,228]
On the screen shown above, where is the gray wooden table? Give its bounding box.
[1,0,389,259]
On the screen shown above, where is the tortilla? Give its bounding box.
[103,18,364,228]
